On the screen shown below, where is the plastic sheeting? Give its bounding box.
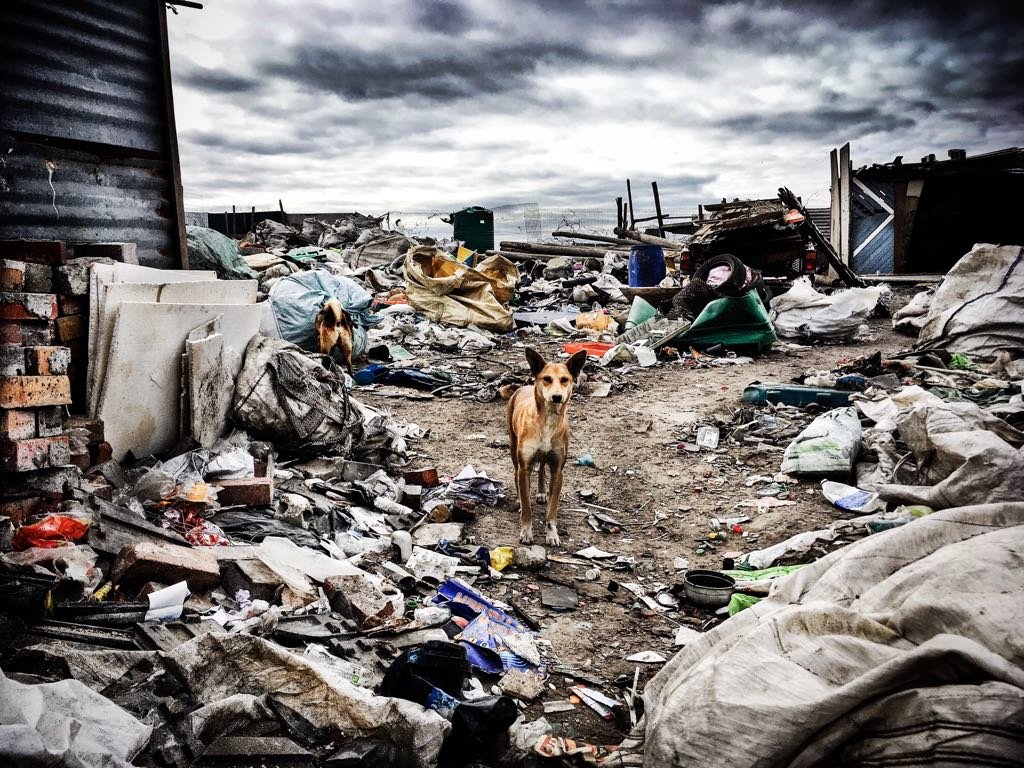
[404,246,517,332]
[916,243,1024,359]
[769,277,885,340]
[263,269,380,359]
[622,503,1024,768]
[0,667,152,768]
[232,335,364,455]
[164,633,448,768]
[185,226,259,280]
[873,401,1024,509]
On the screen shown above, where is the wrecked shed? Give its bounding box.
[0,0,186,269]
[830,143,1023,275]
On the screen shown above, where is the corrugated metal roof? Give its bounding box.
[807,207,831,241]
[0,0,183,268]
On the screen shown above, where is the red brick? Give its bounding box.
[0,409,37,440]
[0,376,72,408]
[112,542,221,591]
[69,450,91,470]
[0,293,58,321]
[0,241,67,266]
[221,559,283,602]
[0,261,54,293]
[0,435,70,472]
[35,406,64,437]
[25,346,70,376]
[54,315,83,342]
[0,496,61,525]
[89,440,112,466]
[58,295,86,316]
[0,321,53,347]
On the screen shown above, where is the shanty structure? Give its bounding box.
[830,143,1023,275]
[0,0,187,268]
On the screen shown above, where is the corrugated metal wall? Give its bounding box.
[0,0,184,268]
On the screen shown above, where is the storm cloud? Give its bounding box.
[167,0,1023,215]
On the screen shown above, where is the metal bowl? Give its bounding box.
[682,569,736,608]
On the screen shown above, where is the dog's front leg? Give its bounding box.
[545,459,564,546]
[536,463,548,504]
[516,460,534,544]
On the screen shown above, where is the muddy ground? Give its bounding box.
[359,317,908,745]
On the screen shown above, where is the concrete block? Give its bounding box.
[0,292,58,321]
[0,240,67,266]
[25,346,70,376]
[0,320,53,347]
[0,435,71,472]
[112,542,220,591]
[73,243,138,265]
[0,347,26,376]
[0,376,72,408]
[221,558,284,602]
[0,466,80,498]
[35,406,64,437]
[0,409,37,440]
[323,574,395,628]
[54,256,116,296]
[54,315,83,342]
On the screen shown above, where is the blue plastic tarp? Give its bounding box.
[266,269,381,358]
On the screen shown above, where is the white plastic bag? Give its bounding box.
[770,277,885,340]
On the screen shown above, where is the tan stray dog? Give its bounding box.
[314,298,355,375]
[499,347,587,546]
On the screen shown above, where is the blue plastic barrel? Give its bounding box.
[628,244,667,287]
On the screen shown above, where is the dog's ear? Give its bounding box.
[566,350,587,380]
[525,347,546,378]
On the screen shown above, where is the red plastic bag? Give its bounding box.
[12,515,90,551]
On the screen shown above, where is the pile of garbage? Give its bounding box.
[3,220,1022,768]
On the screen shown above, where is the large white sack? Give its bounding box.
[769,277,885,340]
[619,503,1024,768]
[915,243,1024,359]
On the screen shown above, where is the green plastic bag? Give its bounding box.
[186,226,259,280]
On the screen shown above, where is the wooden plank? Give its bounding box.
[829,148,840,254]
[626,179,636,228]
[651,181,665,237]
[839,142,851,265]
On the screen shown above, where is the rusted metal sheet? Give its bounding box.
[0,0,185,269]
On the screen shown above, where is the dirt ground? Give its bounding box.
[359,317,909,745]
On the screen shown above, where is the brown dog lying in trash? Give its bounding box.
[314,298,355,375]
[499,347,587,546]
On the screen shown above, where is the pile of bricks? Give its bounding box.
[1,241,78,523]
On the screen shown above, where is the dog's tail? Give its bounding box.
[318,298,352,330]
[497,384,519,400]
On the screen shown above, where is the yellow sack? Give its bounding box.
[404,246,518,332]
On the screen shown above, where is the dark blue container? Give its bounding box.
[628,244,667,287]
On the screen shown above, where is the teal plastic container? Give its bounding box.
[742,383,853,407]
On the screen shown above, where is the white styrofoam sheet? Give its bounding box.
[98,302,261,460]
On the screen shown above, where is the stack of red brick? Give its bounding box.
[0,241,79,523]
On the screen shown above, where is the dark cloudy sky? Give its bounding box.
[168,1,1023,217]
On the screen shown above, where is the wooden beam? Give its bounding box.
[613,228,683,250]
[626,179,636,228]
[651,181,665,237]
[829,148,840,254]
[499,241,616,258]
[551,230,635,246]
[778,186,864,287]
[839,142,851,265]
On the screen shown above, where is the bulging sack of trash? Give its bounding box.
[914,243,1024,359]
[404,246,515,332]
[770,276,886,340]
[232,335,365,455]
[781,407,862,478]
[892,289,933,336]
[185,225,259,280]
[262,269,380,360]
